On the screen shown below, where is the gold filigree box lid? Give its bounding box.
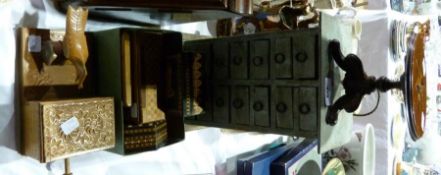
[23,97,115,163]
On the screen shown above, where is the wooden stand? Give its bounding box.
[63,158,72,175]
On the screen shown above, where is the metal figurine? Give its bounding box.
[326,40,402,125]
[279,0,319,29]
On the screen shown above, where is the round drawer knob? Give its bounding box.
[253,56,264,66]
[233,56,243,65]
[275,53,285,64]
[295,51,308,63]
[253,101,264,111]
[276,102,287,113]
[233,98,244,109]
[299,103,311,114]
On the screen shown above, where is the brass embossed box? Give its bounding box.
[23,97,115,163]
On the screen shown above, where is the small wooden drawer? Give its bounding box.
[295,87,318,132]
[292,33,318,80]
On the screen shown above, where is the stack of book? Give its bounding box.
[237,139,321,175]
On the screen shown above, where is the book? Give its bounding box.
[270,139,320,175]
[237,140,302,175]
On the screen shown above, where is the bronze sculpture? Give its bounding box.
[326,40,402,125]
[327,20,428,142]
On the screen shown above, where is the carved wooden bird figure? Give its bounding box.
[63,6,89,89]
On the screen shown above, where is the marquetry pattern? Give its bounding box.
[124,120,167,151]
[141,86,166,123]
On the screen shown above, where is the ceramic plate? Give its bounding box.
[404,22,428,141]
[391,113,405,152]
